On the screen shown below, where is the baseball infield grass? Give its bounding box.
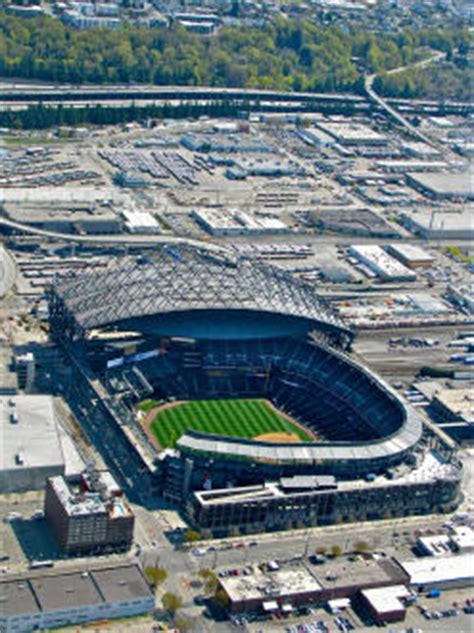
[147,398,313,448]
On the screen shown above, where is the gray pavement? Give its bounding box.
[0,244,16,297]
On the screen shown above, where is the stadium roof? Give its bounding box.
[49,244,353,345]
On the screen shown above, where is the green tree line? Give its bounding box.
[0,10,469,92]
[0,100,246,129]
[374,59,472,101]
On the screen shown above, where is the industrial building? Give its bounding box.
[386,244,435,269]
[404,141,442,160]
[0,396,65,493]
[122,208,161,234]
[378,160,448,173]
[416,526,474,556]
[359,585,410,625]
[407,170,474,201]
[227,156,304,179]
[44,469,134,555]
[349,245,417,282]
[399,554,474,591]
[181,132,271,154]
[296,127,336,148]
[314,121,387,146]
[432,388,473,424]
[2,203,121,235]
[447,283,474,314]
[311,207,399,238]
[400,210,473,240]
[0,564,154,633]
[193,209,288,235]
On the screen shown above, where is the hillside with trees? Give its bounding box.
[0,10,469,94]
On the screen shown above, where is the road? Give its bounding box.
[0,216,227,252]
[365,51,447,151]
[2,215,474,253]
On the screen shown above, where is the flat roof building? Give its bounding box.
[400,210,473,240]
[349,245,416,282]
[220,557,408,614]
[432,388,474,423]
[447,283,474,314]
[449,526,474,553]
[3,204,121,235]
[0,396,65,493]
[399,554,474,590]
[416,534,452,557]
[122,208,161,234]
[45,469,134,555]
[220,565,323,614]
[0,564,154,633]
[407,170,473,201]
[192,209,288,236]
[359,585,410,625]
[314,121,387,146]
[386,244,435,269]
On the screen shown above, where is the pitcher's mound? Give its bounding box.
[254,432,302,443]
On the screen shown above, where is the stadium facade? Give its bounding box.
[48,244,462,536]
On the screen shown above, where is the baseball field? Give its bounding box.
[140,398,314,449]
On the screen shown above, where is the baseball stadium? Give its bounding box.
[48,243,461,535]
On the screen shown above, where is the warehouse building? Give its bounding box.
[192,209,288,235]
[386,244,435,269]
[407,170,474,201]
[358,585,410,625]
[349,245,416,282]
[314,121,387,146]
[45,469,134,555]
[404,142,442,160]
[432,388,473,424]
[122,208,161,234]
[447,283,474,314]
[400,210,473,240]
[311,208,399,238]
[399,554,474,591]
[378,160,448,173]
[0,396,65,493]
[219,557,408,614]
[3,204,121,235]
[0,564,154,633]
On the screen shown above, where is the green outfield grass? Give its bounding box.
[147,398,313,448]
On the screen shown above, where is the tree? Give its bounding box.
[353,540,370,554]
[330,544,343,557]
[198,568,218,594]
[162,592,183,616]
[183,529,201,544]
[315,546,327,555]
[144,566,168,587]
[212,588,230,610]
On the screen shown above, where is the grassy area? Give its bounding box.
[2,136,77,146]
[446,246,474,265]
[137,399,159,412]
[149,398,313,448]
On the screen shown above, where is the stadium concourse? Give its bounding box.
[48,243,462,536]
